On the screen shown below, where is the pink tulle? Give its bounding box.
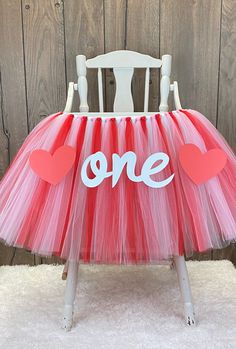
[0,109,235,264]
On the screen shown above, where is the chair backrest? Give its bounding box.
[76,50,172,113]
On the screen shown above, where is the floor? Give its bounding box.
[0,260,235,349]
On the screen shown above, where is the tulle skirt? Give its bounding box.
[0,109,235,264]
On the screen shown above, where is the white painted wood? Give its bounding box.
[71,51,183,114]
[98,68,104,112]
[173,256,196,326]
[63,261,79,331]
[76,50,168,113]
[76,55,89,112]
[64,82,75,113]
[159,54,171,112]
[144,68,150,112]
[62,51,195,330]
[113,67,134,112]
[64,112,164,116]
[170,81,182,109]
[86,50,162,68]
[74,51,179,113]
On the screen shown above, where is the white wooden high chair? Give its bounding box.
[62,50,195,331]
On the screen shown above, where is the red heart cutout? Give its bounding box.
[29,145,76,185]
[179,144,227,184]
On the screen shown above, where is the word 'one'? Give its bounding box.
[81,151,174,188]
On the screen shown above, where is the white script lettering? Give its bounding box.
[81,151,174,188]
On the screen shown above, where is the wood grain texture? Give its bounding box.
[212,244,235,263]
[0,71,9,179]
[126,0,160,112]
[217,0,236,151]
[155,0,220,262]
[0,0,31,266]
[104,0,126,111]
[214,0,236,263]
[160,0,221,124]
[0,243,15,266]
[64,0,104,112]
[11,248,35,266]
[230,244,236,267]
[0,0,28,159]
[22,0,66,130]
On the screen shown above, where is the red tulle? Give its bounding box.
[0,109,235,264]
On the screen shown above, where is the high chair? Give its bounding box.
[62,50,195,331]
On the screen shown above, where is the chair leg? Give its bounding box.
[173,255,196,326]
[62,261,79,331]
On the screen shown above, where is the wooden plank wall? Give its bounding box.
[0,0,235,266]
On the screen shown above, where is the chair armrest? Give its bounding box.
[170,81,182,110]
[64,82,76,113]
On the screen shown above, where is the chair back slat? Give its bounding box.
[144,68,150,112]
[113,67,134,112]
[98,68,104,112]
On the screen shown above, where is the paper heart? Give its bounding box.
[29,145,76,185]
[178,144,227,184]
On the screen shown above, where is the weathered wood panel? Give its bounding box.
[214,0,236,263]
[0,0,31,265]
[0,70,9,179]
[64,0,104,112]
[22,0,67,264]
[22,0,66,130]
[104,0,126,111]
[0,0,29,157]
[231,247,236,267]
[126,0,160,112]
[160,0,222,261]
[160,0,221,124]
[217,0,236,151]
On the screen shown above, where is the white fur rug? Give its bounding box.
[0,260,236,349]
